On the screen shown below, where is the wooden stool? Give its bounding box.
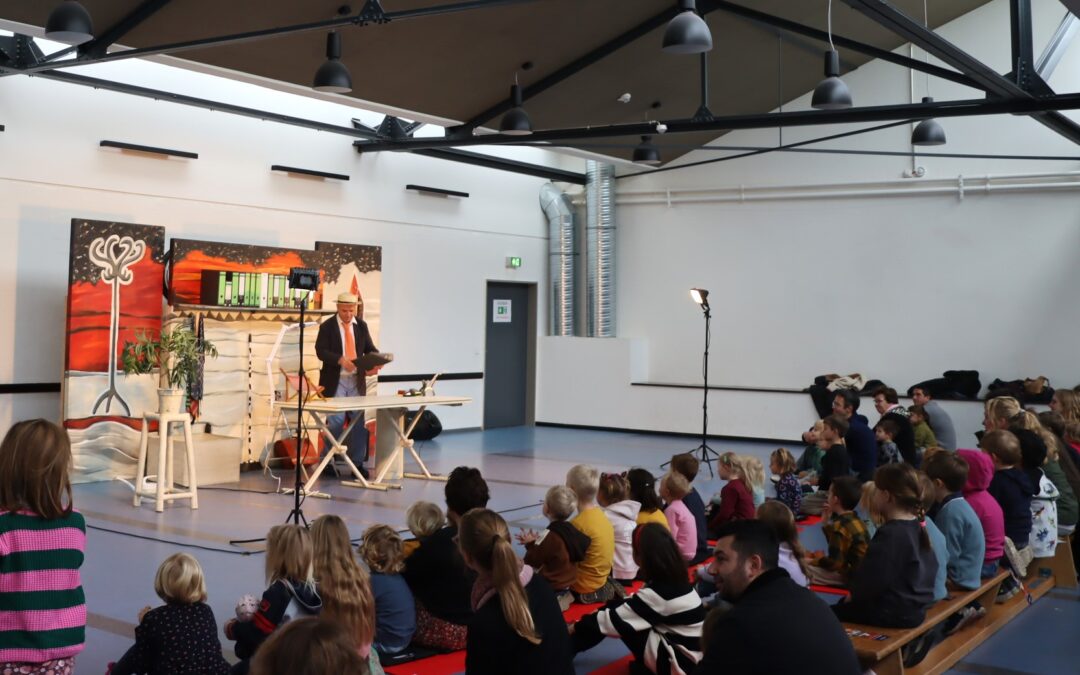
[134,412,199,512]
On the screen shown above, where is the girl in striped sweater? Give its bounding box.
[571,523,706,675]
[0,419,86,674]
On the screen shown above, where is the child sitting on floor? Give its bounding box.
[1011,428,1059,558]
[798,420,826,482]
[756,501,809,587]
[806,476,870,588]
[958,449,1006,579]
[875,417,902,465]
[660,472,698,563]
[566,464,621,603]
[596,473,641,583]
[518,485,592,610]
[801,415,851,515]
[925,452,985,591]
[909,405,939,459]
[403,501,444,559]
[669,453,711,564]
[832,464,938,629]
[359,525,416,663]
[109,553,230,675]
[742,455,767,508]
[982,429,1035,587]
[627,467,669,530]
[916,474,950,602]
[571,523,705,675]
[707,453,755,536]
[770,448,802,516]
[226,524,322,673]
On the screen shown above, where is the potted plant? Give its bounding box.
[121,322,217,414]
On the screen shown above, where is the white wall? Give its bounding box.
[0,53,567,432]
[538,0,1080,443]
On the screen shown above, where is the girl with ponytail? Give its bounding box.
[457,509,573,675]
[832,464,940,629]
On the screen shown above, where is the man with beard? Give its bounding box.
[694,521,861,675]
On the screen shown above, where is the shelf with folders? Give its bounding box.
[198,270,327,311]
[172,303,335,322]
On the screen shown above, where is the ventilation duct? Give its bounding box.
[585,161,616,337]
[539,183,575,336]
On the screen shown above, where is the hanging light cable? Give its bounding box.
[811,0,852,110]
[912,0,947,145]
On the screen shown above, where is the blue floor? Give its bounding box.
[74,426,1079,674]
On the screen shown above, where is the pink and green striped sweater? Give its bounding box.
[0,509,86,663]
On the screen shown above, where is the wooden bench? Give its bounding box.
[843,571,1007,675]
[1032,532,1076,590]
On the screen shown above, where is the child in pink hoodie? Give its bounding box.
[959,449,1005,576]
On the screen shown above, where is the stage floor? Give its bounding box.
[76,426,1079,674]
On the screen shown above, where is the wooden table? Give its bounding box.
[278,394,470,494]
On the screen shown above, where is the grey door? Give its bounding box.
[484,282,531,428]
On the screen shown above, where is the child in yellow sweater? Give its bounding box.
[566,464,622,604]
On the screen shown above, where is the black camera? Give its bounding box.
[288,267,320,291]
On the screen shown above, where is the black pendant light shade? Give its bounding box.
[45,1,94,45]
[632,136,662,166]
[811,50,852,110]
[662,0,713,54]
[912,97,947,146]
[313,32,352,93]
[499,84,533,136]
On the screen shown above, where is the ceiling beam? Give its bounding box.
[703,1,979,91]
[354,92,1080,153]
[2,0,543,77]
[409,148,588,184]
[457,6,679,132]
[83,0,174,58]
[839,0,1080,144]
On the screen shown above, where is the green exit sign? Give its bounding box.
[506,256,522,269]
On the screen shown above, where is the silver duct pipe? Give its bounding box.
[540,183,575,336]
[585,161,616,337]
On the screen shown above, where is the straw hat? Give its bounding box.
[335,292,359,304]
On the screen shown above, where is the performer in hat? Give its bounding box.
[315,292,378,477]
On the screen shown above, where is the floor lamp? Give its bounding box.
[286,266,321,526]
[667,288,721,476]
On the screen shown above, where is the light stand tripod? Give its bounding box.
[663,288,720,476]
[286,267,321,526]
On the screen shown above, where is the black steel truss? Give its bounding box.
[840,0,1080,144]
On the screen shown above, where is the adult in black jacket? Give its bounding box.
[695,521,861,675]
[403,466,490,650]
[834,390,878,481]
[459,509,574,675]
[314,292,378,470]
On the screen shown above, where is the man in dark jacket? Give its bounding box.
[314,291,378,472]
[695,521,861,675]
[834,390,878,481]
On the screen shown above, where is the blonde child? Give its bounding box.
[566,464,620,603]
[770,448,802,515]
[756,501,809,587]
[0,420,85,675]
[742,455,767,507]
[660,472,698,562]
[596,473,641,583]
[226,524,322,666]
[403,501,444,558]
[109,554,230,675]
[626,467,669,530]
[707,453,754,536]
[312,515,382,674]
[517,485,591,609]
[360,525,416,661]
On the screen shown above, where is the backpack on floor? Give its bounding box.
[405,409,443,441]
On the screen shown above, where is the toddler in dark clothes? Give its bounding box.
[109,553,231,675]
